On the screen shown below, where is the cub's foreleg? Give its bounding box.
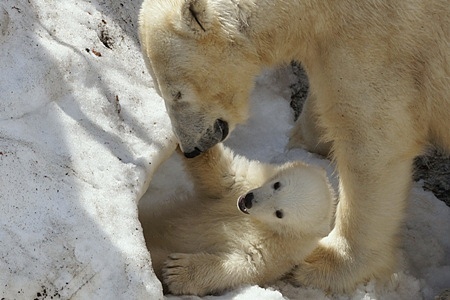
[180,143,238,197]
[181,143,276,198]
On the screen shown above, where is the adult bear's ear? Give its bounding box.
[181,0,212,36]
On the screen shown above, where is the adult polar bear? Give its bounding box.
[139,0,450,293]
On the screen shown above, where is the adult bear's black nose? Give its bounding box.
[182,120,228,159]
[216,119,229,142]
[243,192,254,209]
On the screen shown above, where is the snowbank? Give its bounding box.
[0,0,174,298]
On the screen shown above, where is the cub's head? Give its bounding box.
[139,0,261,158]
[238,162,335,237]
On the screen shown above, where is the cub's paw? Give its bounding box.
[163,253,206,296]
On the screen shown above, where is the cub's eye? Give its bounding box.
[275,210,283,219]
[273,181,281,190]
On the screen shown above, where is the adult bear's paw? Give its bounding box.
[290,238,369,294]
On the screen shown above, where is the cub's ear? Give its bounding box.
[181,0,212,36]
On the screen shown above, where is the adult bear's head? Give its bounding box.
[139,0,262,158]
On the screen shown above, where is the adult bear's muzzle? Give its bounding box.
[180,119,229,158]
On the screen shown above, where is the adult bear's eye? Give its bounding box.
[275,210,284,219]
[172,91,182,101]
[273,181,281,190]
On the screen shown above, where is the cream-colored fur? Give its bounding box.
[141,144,334,296]
[139,0,450,293]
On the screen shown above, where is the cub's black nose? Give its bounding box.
[238,192,254,214]
[243,192,253,209]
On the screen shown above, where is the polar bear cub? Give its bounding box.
[141,144,334,296]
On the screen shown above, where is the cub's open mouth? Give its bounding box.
[237,195,249,214]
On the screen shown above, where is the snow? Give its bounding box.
[0,0,171,298]
[0,0,448,299]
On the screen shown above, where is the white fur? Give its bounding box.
[140,144,334,296]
